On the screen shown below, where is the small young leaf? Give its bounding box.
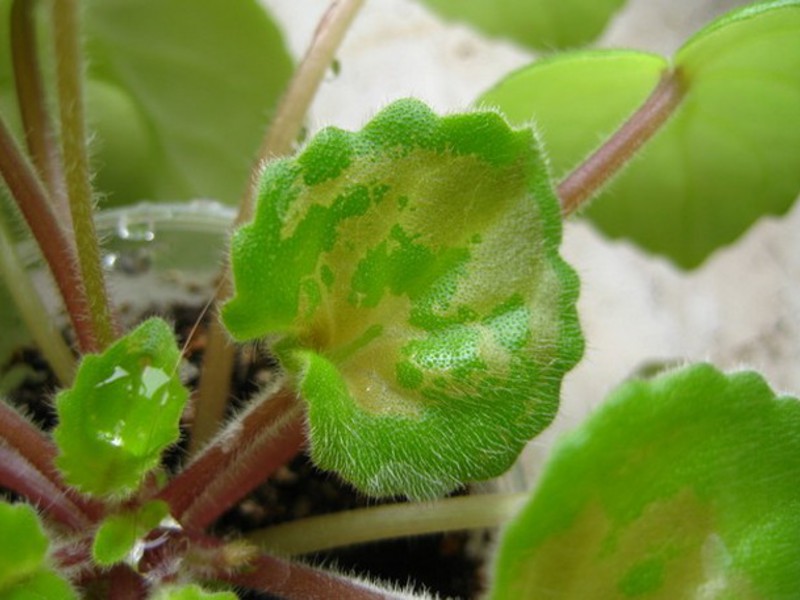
[490,364,800,598]
[418,0,626,50]
[480,1,800,268]
[150,584,237,600]
[223,99,583,499]
[0,502,77,599]
[54,318,188,498]
[92,500,170,567]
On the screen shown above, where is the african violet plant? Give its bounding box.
[0,0,798,598]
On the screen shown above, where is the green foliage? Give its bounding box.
[0,503,76,599]
[150,585,237,600]
[419,0,626,50]
[480,0,800,268]
[53,318,188,498]
[81,0,293,205]
[223,98,583,499]
[92,500,170,567]
[490,364,800,599]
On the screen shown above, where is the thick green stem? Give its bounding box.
[0,213,75,384]
[557,70,685,216]
[190,0,367,453]
[52,0,116,351]
[247,492,528,556]
[10,0,70,225]
[0,114,96,352]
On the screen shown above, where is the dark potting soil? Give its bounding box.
[2,303,492,600]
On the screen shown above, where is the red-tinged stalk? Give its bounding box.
[158,387,303,525]
[190,0,367,453]
[52,0,117,351]
[0,115,97,352]
[248,492,528,556]
[107,565,148,600]
[0,401,104,522]
[10,0,70,226]
[557,69,685,217]
[218,554,411,600]
[0,444,90,530]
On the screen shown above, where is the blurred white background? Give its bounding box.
[261,0,800,483]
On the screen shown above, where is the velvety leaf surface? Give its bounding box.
[92,500,170,567]
[490,364,800,599]
[480,1,800,268]
[82,0,293,205]
[54,318,188,498]
[223,98,583,499]
[419,0,626,50]
[0,502,77,599]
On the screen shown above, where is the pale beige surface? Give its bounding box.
[261,0,800,485]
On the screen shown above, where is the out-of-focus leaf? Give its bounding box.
[490,364,800,598]
[480,1,800,268]
[419,0,626,50]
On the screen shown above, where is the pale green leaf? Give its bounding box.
[490,364,800,599]
[150,584,237,600]
[480,1,800,268]
[223,99,583,499]
[419,0,626,50]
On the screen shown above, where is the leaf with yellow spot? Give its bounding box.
[490,364,800,599]
[223,99,583,499]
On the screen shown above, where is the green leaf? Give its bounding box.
[92,500,170,567]
[418,0,626,50]
[490,364,800,599]
[479,1,800,268]
[82,0,293,205]
[223,98,583,499]
[150,584,237,600]
[54,318,188,498]
[0,502,77,599]
[0,503,48,589]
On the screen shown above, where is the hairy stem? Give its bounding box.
[52,0,117,351]
[190,0,367,453]
[0,115,96,352]
[159,386,302,526]
[557,70,685,217]
[10,0,70,225]
[0,213,76,384]
[248,492,528,556]
[219,554,409,600]
[0,444,90,530]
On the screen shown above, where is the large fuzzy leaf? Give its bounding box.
[491,364,800,598]
[223,98,583,499]
[480,1,800,268]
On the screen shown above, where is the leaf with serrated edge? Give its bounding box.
[54,318,188,498]
[419,0,626,50]
[480,1,800,268]
[223,99,583,499]
[490,364,800,599]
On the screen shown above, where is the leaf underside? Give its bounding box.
[480,1,800,268]
[491,363,800,599]
[223,98,583,499]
